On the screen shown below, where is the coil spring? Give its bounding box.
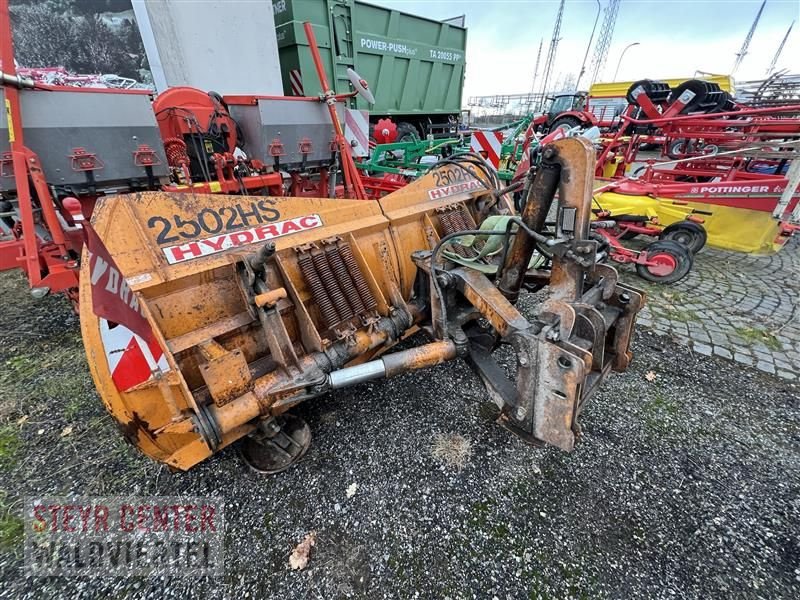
[297,251,340,329]
[454,204,477,230]
[324,244,366,315]
[438,209,458,235]
[338,240,378,312]
[453,205,483,252]
[312,249,355,322]
[439,208,475,259]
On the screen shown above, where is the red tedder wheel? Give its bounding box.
[372,118,398,144]
[635,240,693,284]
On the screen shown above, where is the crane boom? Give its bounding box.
[538,0,565,110]
[529,38,544,95]
[732,0,767,74]
[527,38,544,113]
[588,0,622,85]
[766,20,794,75]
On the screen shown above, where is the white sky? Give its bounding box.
[370,0,800,99]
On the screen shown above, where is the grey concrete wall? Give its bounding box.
[132,0,283,95]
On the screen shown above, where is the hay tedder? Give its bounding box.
[594,99,800,255]
[80,137,643,472]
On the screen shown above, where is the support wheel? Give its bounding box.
[239,414,312,474]
[635,240,693,284]
[666,138,689,159]
[659,221,707,253]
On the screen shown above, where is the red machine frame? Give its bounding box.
[0,0,376,301]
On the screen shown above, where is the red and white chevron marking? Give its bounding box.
[470,130,503,168]
[289,69,304,96]
[99,319,169,392]
[344,109,370,158]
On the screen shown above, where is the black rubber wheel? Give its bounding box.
[635,240,693,284]
[668,79,711,114]
[710,90,731,113]
[667,138,689,159]
[396,121,420,143]
[659,221,707,253]
[239,414,312,474]
[626,79,671,105]
[549,115,582,134]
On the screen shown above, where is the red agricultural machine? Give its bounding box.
[531,78,738,137]
[0,8,377,304]
[530,78,739,142]
[531,92,598,135]
[505,78,799,279]
[592,81,800,256]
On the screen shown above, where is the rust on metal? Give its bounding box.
[80,145,644,471]
[255,288,287,309]
[382,340,457,378]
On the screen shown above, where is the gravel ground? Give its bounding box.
[0,269,798,599]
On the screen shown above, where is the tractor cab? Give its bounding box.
[535,92,593,134]
[547,93,587,118]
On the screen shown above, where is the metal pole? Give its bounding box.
[302,22,367,200]
[613,42,640,81]
[0,0,43,285]
[576,0,602,90]
[0,0,22,144]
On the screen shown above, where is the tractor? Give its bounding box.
[533,92,597,134]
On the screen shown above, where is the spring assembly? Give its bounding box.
[324,243,366,315]
[452,204,477,230]
[453,204,483,252]
[297,250,340,329]
[311,248,355,322]
[337,240,378,312]
[437,208,459,235]
[438,207,477,259]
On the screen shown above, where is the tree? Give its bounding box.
[10,4,143,79]
[71,15,139,78]
[9,4,76,69]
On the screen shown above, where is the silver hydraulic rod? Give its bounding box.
[327,340,458,389]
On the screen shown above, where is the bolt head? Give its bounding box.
[437,272,455,288]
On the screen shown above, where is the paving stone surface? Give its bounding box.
[617,237,800,380]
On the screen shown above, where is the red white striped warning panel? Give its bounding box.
[289,69,304,96]
[344,109,370,158]
[470,130,503,168]
[99,319,169,392]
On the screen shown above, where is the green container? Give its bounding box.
[273,0,467,134]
